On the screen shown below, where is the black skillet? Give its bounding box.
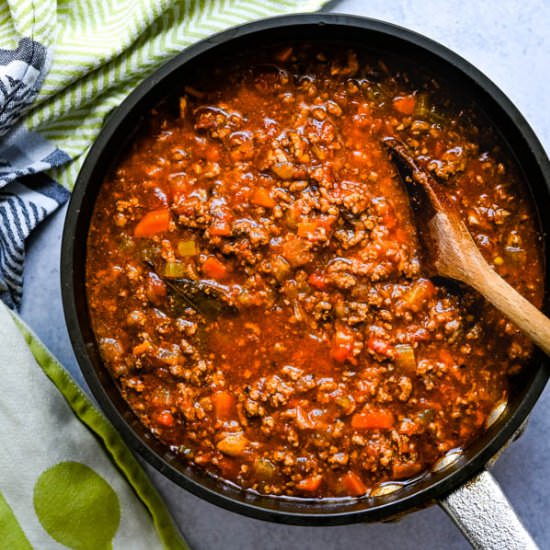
[61,14,550,548]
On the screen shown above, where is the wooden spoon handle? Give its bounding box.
[465,259,550,356]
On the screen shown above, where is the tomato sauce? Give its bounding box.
[86,45,544,497]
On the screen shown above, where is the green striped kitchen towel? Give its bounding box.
[0,1,326,548]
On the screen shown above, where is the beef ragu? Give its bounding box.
[86,45,543,498]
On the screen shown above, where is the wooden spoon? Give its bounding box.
[384,136,550,355]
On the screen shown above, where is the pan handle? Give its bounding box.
[439,469,538,549]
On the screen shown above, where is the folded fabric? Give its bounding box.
[0,171,70,307]
[0,0,326,548]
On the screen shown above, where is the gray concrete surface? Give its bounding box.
[20,1,550,548]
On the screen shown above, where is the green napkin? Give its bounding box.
[0,303,188,549]
[0,0,326,548]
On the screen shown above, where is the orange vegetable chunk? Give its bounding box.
[251,187,276,208]
[155,411,175,427]
[392,462,423,480]
[392,94,416,115]
[351,410,394,430]
[212,391,235,419]
[296,475,323,492]
[202,256,229,280]
[342,471,367,496]
[134,208,171,237]
[308,272,327,290]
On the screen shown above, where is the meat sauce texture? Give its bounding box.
[86,45,544,498]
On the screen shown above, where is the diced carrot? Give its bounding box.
[212,391,235,420]
[296,474,323,492]
[251,187,276,208]
[331,330,357,365]
[134,208,171,238]
[308,272,327,290]
[331,344,353,364]
[202,256,229,280]
[155,411,175,427]
[439,349,454,367]
[297,220,320,238]
[145,272,167,303]
[132,341,153,356]
[271,161,295,180]
[351,410,394,430]
[367,336,393,358]
[209,219,233,236]
[392,94,416,115]
[342,471,367,496]
[392,462,423,480]
[204,144,220,162]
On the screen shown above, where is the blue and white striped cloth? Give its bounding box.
[0,172,69,308]
[0,39,70,309]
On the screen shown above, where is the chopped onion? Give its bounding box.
[253,457,276,480]
[163,261,186,279]
[217,433,249,457]
[177,239,198,257]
